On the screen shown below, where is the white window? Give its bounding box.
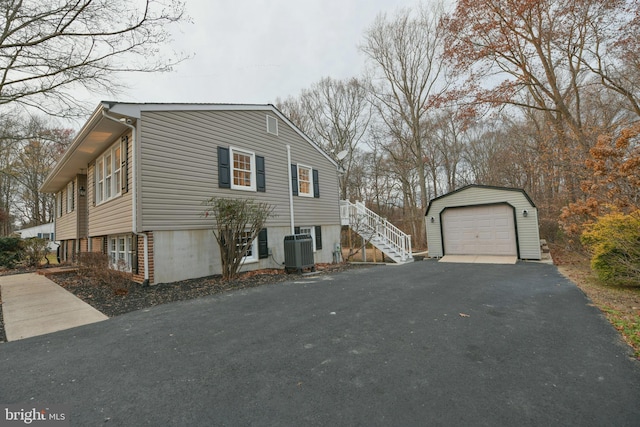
[298,164,313,197]
[266,115,278,135]
[95,142,122,204]
[105,152,112,199]
[298,226,317,252]
[114,145,121,195]
[57,192,63,217]
[96,158,104,204]
[109,235,133,271]
[230,147,256,191]
[66,181,74,213]
[236,231,258,264]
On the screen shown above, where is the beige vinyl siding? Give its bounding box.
[138,110,340,231]
[77,175,88,237]
[55,179,77,240]
[426,186,541,259]
[285,121,341,226]
[87,133,133,236]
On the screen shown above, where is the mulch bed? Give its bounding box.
[0,264,359,340]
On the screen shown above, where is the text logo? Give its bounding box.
[0,405,69,427]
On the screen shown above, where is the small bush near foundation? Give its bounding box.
[581,211,640,286]
[21,238,50,267]
[0,237,23,268]
[77,252,133,295]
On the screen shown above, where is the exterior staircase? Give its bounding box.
[340,200,414,264]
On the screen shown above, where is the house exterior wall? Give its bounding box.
[42,104,343,285]
[137,110,340,231]
[55,176,78,240]
[77,175,88,237]
[152,225,341,284]
[17,223,54,239]
[87,131,134,237]
[425,186,541,260]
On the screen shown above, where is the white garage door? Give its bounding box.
[442,205,517,256]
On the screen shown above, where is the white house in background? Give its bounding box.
[40,102,343,285]
[15,223,59,251]
[425,185,541,260]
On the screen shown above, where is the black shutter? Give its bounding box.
[315,226,322,250]
[291,164,298,196]
[294,226,301,234]
[122,136,129,193]
[218,147,231,188]
[71,181,75,211]
[258,228,268,259]
[313,169,320,198]
[256,155,266,192]
[132,234,139,274]
[90,162,96,206]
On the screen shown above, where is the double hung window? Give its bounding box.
[237,231,258,263]
[66,181,74,212]
[231,148,256,191]
[297,165,312,197]
[95,142,123,204]
[109,235,133,271]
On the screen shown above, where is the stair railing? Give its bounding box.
[340,200,412,262]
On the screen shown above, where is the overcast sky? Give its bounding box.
[99,0,421,107]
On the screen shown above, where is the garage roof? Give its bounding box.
[425,184,536,216]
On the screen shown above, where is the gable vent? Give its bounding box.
[266,115,278,135]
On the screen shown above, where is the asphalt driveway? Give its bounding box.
[1,261,639,426]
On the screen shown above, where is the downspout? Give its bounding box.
[101,110,150,286]
[286,144,295,234]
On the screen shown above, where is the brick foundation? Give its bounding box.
[79,238,88,253]
[91,237,104,253]
[132,231,154,285]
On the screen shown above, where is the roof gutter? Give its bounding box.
[101,109,149,286]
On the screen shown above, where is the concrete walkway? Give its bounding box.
[0,273,107,341]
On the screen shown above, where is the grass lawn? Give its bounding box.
[552,244,640,359]
[44,253,59,265]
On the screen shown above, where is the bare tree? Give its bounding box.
[277,77,371,200]
[361,2,450,246]
[0,112,21,235]
[0,0,188,117]
[443,0,628,201]
[581,0,640,118]
[300,77,372,200]
[275,96,315,137]
[11,118,73,226]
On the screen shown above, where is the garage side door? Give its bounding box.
[442,205,517,256]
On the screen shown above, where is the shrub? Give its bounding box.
[202,197,275,280]
[581,211,640,286]
[77,252,108,276]
[0,237,23,268]
[21,238,50,267]
[77,252,133,295]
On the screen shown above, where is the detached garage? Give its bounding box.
[425,185,541,260]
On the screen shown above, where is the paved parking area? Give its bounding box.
[1,261,639,426]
